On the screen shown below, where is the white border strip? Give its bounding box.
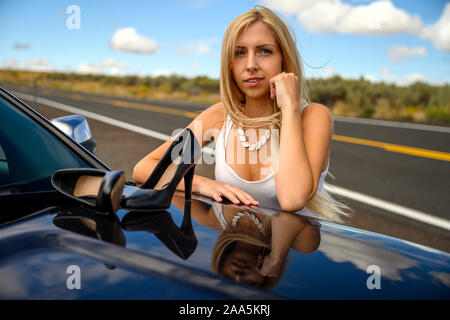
[15,91,450,230]
[334,115,450,133]
[325,184,450,231]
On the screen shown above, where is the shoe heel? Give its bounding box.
[183,165,195,202]
[121,128,200,212]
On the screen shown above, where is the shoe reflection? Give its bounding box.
[53,207,126,270]
[53,207,125,246]
[53,201,198,263]
[121,207,198,260]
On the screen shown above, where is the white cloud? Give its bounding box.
[153,66,204,78]
[173,0,213,8]
[380,67,427,86]
[362,74,376,82]
[2,58,53,71]
[341,1,423,35]
[176,39,217,56]
[153,69,173,76]
[76,62,102,74]
[2,58,23,69]
[429,78,446,86]
[429,271,450,288]
[388,45,427,62]
[362,70,446,86]
[176,44,210,55]
[153,69,188,77]
[101,58,133,75]
[263,0,423,35]
[319,231,418,281]
[110,27,159,54]
[197,45,210,54]
[322,66,335,78]
[395,72,427,86]
[75,58,136,75]
[420,3,450,52]
[260,0,307,14]
[26,58,52,71]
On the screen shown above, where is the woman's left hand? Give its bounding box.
[269,72,298,112]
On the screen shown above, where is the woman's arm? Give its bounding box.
[170,193,221,231]
[291,221,321,253]
[270,73,332,212]
[133,102,222,190]
[132,103,259,205]
[277,103,332,211]
[257,212,307,277]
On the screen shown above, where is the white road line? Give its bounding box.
[325,184,450,231]
[334,115,450,133]
[15,91,450,231]
[13,91,215,156]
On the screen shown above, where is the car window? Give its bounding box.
[0,96,91,194]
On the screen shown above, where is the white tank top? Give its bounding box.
[214,105,329,219]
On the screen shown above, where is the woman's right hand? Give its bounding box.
[195,176,259,206]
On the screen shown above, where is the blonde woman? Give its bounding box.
[169,193,321,288]
[133,7,348,222]
[210,207,321,288]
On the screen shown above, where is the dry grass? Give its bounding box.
[1,69,449,124]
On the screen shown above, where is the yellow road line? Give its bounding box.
[66,91,199,118]
[110,100,199,118]
[333,134,450,162]
[53,90,450,162]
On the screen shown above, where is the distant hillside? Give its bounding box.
[1,69,449,124]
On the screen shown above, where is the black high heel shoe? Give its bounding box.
[121,205,197,260]
[121,128,201,211]
[53,206,126,269]
[51,168,126,214]
[53,206,126,247]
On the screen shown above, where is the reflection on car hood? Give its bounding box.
[0,186,448,300]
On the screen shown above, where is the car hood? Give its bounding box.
[0,186,448,300]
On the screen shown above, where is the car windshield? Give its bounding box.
[0,96,90,194]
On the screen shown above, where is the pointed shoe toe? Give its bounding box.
[51,168,126,214]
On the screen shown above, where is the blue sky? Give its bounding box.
[0,0,449,86]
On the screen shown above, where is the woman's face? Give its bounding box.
[231,21,283,103]
[220,241,266,287]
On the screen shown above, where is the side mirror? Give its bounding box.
[50,115,96,153]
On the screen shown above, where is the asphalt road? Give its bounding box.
[3,82,450,252]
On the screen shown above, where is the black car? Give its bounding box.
[0,86,449,301]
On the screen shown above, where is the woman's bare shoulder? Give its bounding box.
[302,102,333,126]
[202,102,225,118]
[195,102,226,130]
[304,102,332,117]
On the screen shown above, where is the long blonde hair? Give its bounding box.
[219,7,350,223]
[220,6,309,129]
[210,216,284,290]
